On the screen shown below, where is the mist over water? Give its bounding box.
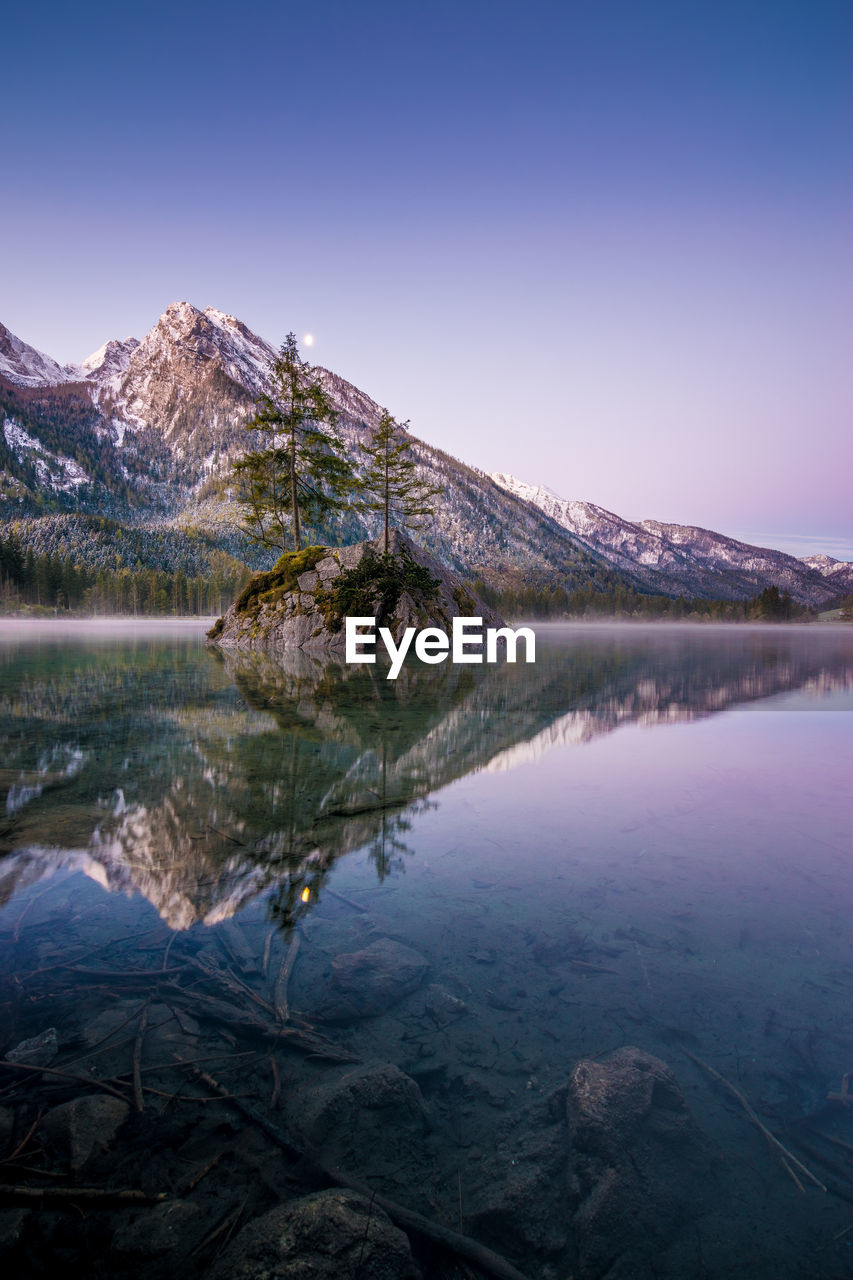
[1,620,852,1277]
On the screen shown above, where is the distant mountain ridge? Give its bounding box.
[490,474,853,606]
[1,304,850,606]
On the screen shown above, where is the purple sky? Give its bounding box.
[3,0,851,558]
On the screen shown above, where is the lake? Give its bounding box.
[1,619,852,1279]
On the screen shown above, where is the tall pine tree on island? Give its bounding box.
[359,411,442,554]
[232,333,355,553]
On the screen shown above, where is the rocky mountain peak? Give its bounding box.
[137,302,274,389]
[81,336,140,371]
[80,336,140,396]
[203,305,246,332]
[102,302,275,441]
[801,554,838,571]
[161,299,203,328]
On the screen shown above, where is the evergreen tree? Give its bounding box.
[358,411,442,554]
[232,334,355,553]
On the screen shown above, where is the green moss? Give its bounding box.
[232,545,326,618]
[315,545,441,634]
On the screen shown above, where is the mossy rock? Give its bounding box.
[314,544,441,634]
[230,546,326,619]
[208,531,504,651]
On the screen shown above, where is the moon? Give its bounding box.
[303,333,315,347]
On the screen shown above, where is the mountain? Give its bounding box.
[0,321,80,387]
[0,304,626,593]
[490,473,852,606]
[1,303,849,605]
[799,555,853,599]
[79,336,140,393]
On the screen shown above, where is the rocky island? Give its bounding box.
[208,530,504,653]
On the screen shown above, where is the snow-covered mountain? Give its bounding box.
[102,303,274,433]
[0,321,81,387]
[799,555,853,598]
[1,304,849,605]
[80,335,140,395]
[490,473,852,607]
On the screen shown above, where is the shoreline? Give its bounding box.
[0,614,848,635]
[0,616,217,639]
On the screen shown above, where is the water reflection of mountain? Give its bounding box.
[1,628,851,928]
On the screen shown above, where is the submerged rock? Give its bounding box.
[293,1063,429,1157]
[283,1063,435,1208]
[112,1199,203,1259]
[81,1001,199,1072]
[566,1046,710,1280]
[467,1122,570,1257]
[42,1095,130,1172]
[208,1189,421,1280]
[318,937,429,1021]
[208,530,503,652]
[5,1027,59,1067]
[424,984,468,1026]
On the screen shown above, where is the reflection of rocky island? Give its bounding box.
[1,628,852,928]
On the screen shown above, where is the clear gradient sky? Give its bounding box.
[3,1,851,558]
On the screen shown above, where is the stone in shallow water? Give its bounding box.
[318,937,429,1021]
[566,1045,711,1280]
[425,984,467,1026]
[42,1095,130,1172]
[112,1199,203,1258]
[299,1063,428,1138]
[467,1121,570,1256]
[5,1027,59,1067]
[208,1189,421,1280]
[284,1063,435,1207]
[568,1044,696,1151]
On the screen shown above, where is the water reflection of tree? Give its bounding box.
[361,742,439,882]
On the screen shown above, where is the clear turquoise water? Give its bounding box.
[2,619,853,1277]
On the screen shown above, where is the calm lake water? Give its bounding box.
[1,619,853,1279]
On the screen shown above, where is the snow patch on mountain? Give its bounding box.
[3,417,91,491]
[4,419,44,455]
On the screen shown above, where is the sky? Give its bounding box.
[3,0,851,558]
